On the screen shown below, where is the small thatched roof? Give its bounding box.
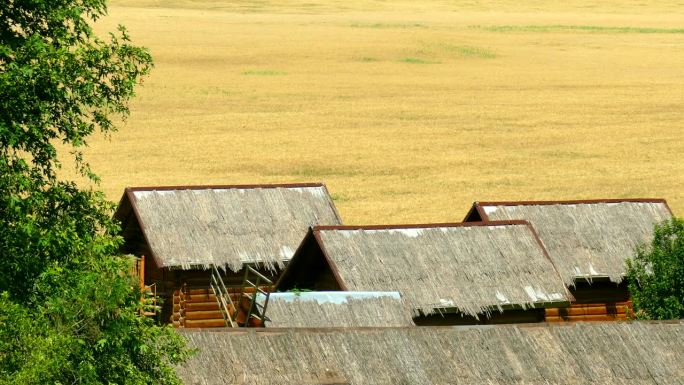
[278,222,571,317]
[177,321,684,385]
[467,199,673,285]
[265,292,415,328]
[114,183,342,271]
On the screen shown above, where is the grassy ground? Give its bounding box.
[83,0,683,223]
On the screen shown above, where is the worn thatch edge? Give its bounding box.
[432,300,571,314]
[276,220,575,312]
[114,182,342,270]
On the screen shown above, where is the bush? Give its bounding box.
[626,217,684,320]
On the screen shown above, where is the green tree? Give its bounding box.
[627,217,684,320]
[0,1,190,383]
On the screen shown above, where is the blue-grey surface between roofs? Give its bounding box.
[264,291,415,327]
[114,183,342,271]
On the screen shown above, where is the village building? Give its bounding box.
[275,221,572,325]
[265,291,415,327]
[114,183,342,328]
[176,321,684,385]
[463,199,673,322]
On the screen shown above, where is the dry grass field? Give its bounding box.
[83,0,683,223]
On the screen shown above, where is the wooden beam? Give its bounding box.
[140,254,146,290]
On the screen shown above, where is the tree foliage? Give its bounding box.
[627,217,684,320]
[0,1,189,383]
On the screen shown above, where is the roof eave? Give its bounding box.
[433,300,572,315]
[476,198,670,207]
[312,220,531,232]
[124,182,327,192]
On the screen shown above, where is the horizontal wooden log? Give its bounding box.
[183,302,221,312]
[184,319,229,328]
[183,293,218,302]
[185,288,214,295]
[569,301,631,308]
[185,310,225,320]
[545,314,628,322]
[546,305,628,317]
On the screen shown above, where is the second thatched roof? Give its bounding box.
[177,321,684,385]
[467,199,673,285]
[277,222,571,317]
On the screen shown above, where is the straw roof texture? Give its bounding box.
[316,223,569,316]
[478,201,672,285]
[125,185,341,271]
[177,321,684,385]
[265,292,415,328]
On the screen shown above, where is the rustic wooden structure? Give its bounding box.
[114,183,342,328]
[276,222,573,325]
[177,321,684,385]
[464,198,673,322]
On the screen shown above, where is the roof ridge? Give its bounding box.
[125,182,326,192]
[313,220,529,231]
[476,198,668,206]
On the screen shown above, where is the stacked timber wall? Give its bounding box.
[545,280,632,322]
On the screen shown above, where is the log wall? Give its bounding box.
[545,280,633,323]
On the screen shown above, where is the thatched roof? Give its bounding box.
[177,321,684,385]
[265,292,415,328]
[114,183,342,271]
[468,199,673,285]
[279,222,571,317]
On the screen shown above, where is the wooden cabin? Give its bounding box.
[276,221,573,325]
[113,183,342,328]
[463,198,673,322]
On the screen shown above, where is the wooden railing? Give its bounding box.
[239,265,273,326]
[210,265,238,328]
[142,283,160,317]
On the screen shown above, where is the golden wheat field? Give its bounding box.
[84,0,684,223]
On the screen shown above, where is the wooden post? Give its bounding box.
[139,254,146,290]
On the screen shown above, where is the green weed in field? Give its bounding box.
[330,193,349,202]
[399,57,439,64]
[242,70,287,76]
[449,45,497,59]
[287,166,359,178]
[199,86,232,96]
